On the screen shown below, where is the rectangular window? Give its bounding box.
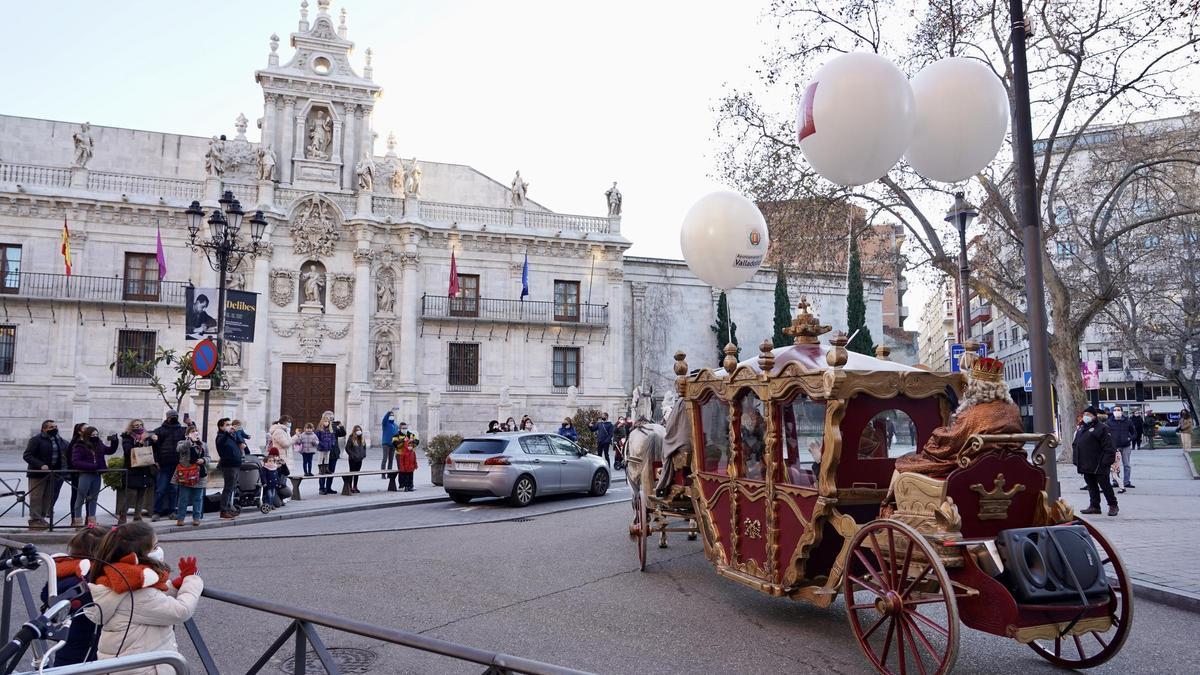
[0,325,14,378]
[1108,351,1123,370]
[448,342,479,390]
[115,330,156,380]
[553,346,580,388]
[553,280,580,322]
[1088,350,1103,371]
[123,253,160,301]
[0,244,20,294]
[1011,326,1019,343]
[450,274,479,317]
[1149,352,1166,367]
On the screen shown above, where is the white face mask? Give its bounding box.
[1113,411,1123,419]
[1082,414,1095,425]
[145,546,164,563]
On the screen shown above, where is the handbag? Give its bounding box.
[131,446,156,468]
[175,464,201,487]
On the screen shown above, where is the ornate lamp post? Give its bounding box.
[184,191,268,440]
[945,192,979,354]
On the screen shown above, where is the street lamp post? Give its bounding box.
[1008,0,1059,500]
[945,192,978,351]
[185,191,268,442]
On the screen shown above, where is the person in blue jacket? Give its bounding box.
[380,410,399,474]
[557,418,578,442]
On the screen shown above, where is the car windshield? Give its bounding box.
[452,439,508,455]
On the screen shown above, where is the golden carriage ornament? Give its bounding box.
[627,299,1132,674]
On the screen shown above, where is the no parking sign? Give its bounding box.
[192,338,218,377]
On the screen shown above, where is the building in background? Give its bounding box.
[917,276,957,372]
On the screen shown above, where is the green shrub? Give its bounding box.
[571,408,605,452]
[104,456,125,490]
[425,433,463,464]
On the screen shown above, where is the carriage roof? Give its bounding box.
[713,343,925,377]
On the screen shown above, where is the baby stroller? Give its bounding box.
[234,454,272,514]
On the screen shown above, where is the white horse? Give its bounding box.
[625,407,696,548]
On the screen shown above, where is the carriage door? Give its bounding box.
[731,389,771,577]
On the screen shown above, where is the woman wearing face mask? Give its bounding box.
[85,522,202,673]
[344,425,368,494]
[119,419,156,524]
[267,415,294,477]
[1072,406,1119,517]
[557,418,578,442]
[172,426,208,526]
[70,426,119,527]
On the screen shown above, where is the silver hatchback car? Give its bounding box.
[443,432,610,507]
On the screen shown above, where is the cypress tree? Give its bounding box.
[772,268,792,348]
[846,233,876,356]
[710,291,739,366]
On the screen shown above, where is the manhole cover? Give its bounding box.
[278,647,378,673]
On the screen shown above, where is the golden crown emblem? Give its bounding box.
[970,356,1004,383]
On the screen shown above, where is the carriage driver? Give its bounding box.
[892,357,1024,479]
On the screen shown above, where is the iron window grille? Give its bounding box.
[114,329,157,383]
[553,346,580,389]
[0,324,14,381]
[448,342,480,391]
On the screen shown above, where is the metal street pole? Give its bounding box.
[202,245,228,444]
[1009,0,1059,499]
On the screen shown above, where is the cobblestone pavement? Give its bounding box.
[1060,446,1200,604]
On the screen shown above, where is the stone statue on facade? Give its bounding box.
[257,145,277,181]
[376,274,394,312]
[205,136,226,177]
[605,181,622,217]
[307,110,333,160]
[235,113,249,140]
[405,158,422,197]
[390,161,406,196]
[72,123,94,168]
[222,339,242,367]
[356,157,375,192]
[510,170,529,207]
[302,265,325,304]
[375,340,393,372]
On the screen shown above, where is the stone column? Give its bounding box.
[398,249,420,385]
[263,93,279,156]
[607,264,626,399]
[630,281,648,392]
[351,243,373,386]
[341,104,357,191]
[244,237,274,440]
[280,96,297,184]
[71,375,91,427]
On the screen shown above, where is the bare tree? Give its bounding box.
[716,0,1200,442]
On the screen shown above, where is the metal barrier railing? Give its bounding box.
[0,470,135,531]
[0,538,593,675]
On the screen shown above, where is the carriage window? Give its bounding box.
[736,391,767,481]
[859,410,919,459]
[779,394,825,486]
[698,395,731,474]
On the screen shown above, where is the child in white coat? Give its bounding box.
[85,521,203,675]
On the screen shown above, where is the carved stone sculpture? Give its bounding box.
[235,113,249,140]
[271,315,351,361]
[390,161,406,196]
[222,339,242,367]
[205,136,226,177]
[375,340,393,372]
[270,270,297,307]
[510,170,529,207]
[356,157,374,191]
[289,196,340,257]
[376,271,395,313]
[306,109,333,160]
[72,123,94,168]
[329,273,354,310]
[405,158,422,197]
[301,264,325,304]
[605,181,622,217]
[257,146,277,181]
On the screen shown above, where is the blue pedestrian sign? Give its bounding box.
[1023,371,1033,392]
[950,343,988,372]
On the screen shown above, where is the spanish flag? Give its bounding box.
[60,219,72,276]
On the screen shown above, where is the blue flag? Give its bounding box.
[521,254,529,300]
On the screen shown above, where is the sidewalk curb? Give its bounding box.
[4,473,631,546]
[1183,450,1200,480]
[1132,578,1200,614]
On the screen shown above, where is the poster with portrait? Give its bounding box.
[185,287,258,342]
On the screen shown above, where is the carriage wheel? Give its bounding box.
[1027,520,1132,668]
[628,492,648,571]
[843,519,959,675]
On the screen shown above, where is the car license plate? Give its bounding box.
[457,462,479,472]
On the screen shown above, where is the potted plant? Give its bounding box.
[425,434,462,486]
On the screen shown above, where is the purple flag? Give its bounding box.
[155,223,167,280]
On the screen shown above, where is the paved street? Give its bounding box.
[147,497,1200,674]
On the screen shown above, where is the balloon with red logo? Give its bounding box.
[796,52,916,187]
[680,191,770,291]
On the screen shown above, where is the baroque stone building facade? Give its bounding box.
[0,1,887,445]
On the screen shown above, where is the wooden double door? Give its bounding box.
[280,363,336,428]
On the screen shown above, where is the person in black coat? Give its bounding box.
[149,410,187,520]
[1130,411,1144,452]
[1073,406,1118,516]
[119,419,156,523]
[215,418,243,519]
[1106,405,1137,488]
[22,420,68,529]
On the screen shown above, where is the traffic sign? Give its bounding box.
[949,343,989,372]
[194,378,212,391]
[192,338,218,377]
[1023,371,1032,392]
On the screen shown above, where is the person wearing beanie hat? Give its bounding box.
[1073,405,1118,516]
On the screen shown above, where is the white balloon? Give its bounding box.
[797,53,916,186]
[680,191,770,291]
[905,57,1009,183]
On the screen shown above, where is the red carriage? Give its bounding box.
[628,301,1131,674]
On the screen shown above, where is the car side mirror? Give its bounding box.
[578,448,589,457]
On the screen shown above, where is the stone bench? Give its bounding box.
[287,470,402,500]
